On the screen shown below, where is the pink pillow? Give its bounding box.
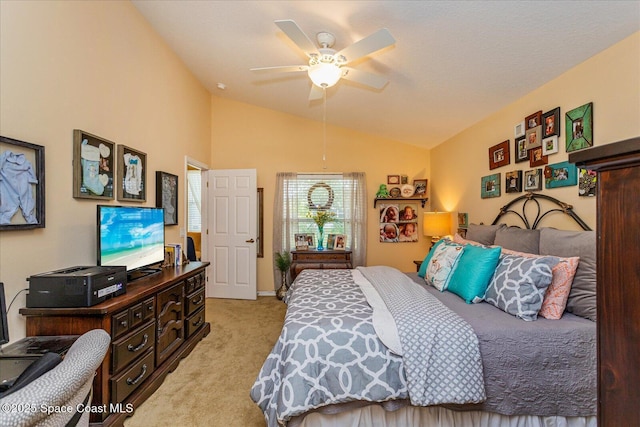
[501,247,579,320]
[453,233,482,246]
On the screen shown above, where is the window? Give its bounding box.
[273,172,367,280]
[187,170,201,232]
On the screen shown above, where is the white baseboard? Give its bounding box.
[257,290,276,296]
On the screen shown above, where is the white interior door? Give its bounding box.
[206,169,257,300]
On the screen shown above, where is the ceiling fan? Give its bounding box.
[251,20,396,101]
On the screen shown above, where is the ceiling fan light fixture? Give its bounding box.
[308,62,342,88]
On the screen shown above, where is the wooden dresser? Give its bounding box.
[20,262,210,427]
[290,249,353,281]
[570,137,640,427]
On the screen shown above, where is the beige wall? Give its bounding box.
[0,1,211,342]
[431,32,640,231]
[211,97,431,292]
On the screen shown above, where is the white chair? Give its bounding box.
[0,329,110,427]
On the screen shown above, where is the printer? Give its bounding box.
[27,266,127,308]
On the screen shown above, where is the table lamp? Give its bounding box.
[423,212,451,246]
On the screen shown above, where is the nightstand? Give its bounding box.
[413,260,422,272]
[290,249,353,281]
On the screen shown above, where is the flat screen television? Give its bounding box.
[97,205,165,281]
[0,282,9,346]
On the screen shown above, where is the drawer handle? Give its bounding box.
[127,334,149,352]
[135,312,142,319]
[120,320,128,328]
[192,295,204,305]
[126,364,148,386]
[147,305,154,312]
[192,316,203,327]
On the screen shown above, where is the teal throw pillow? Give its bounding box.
[447,244,502,303]
[417,239,446,278]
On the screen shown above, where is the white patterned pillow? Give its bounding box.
[484,254,557,321]
[425,241,464,291]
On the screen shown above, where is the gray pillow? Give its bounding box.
[466,224,506,246]
[538,228,596,321]
[484,254,556,321]
[494,226,540,254]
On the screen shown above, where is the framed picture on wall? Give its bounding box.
[565,102,593,152]
[156,171,178,226]
[387,175,400,185]
[413,179,428,196]
[542,135,559,156]
[488,140,510,170]
[481,173,501,199]
[117,145,147,202]
[514,136,528,163]
[73,129,115,200]
[525,110,542,130]
[525,126,542,149]
[542,107,561,138]
[545,161,578,189]
[529,146,548,167]
[505,170,523,193]
[524,169,542,191]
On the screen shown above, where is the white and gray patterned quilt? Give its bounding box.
[250,267,485,427]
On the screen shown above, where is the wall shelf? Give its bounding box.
[374,197,428,208]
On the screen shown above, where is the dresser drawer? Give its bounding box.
[111,349,155,404]
[111,321,156,374]
[185,307,205,339]
[185,288,205,317]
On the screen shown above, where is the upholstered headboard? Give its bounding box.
[491,192,591,231]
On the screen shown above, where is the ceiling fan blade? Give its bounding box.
[309,84,324,101]
[336,28,395,64]
[275,20,319,57]
[250,65,308,73]
[340,67,388,90]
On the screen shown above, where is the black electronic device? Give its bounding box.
[0,283,8,346]
[26,266,127,308]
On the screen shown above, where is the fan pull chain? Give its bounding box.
[322,87,327,170]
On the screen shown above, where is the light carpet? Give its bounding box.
[123,296,286,427]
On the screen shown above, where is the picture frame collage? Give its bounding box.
[482,102,594,199]
[379,203,419,243]
[381,174,428,199]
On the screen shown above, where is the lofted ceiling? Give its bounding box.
[131,1,640,149]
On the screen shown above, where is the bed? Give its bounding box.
[251,193,597,427]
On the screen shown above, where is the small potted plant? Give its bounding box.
[274,251,292,300]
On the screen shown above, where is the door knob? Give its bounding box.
[246,238,255,243]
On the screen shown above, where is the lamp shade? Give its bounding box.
[423,212,451,237]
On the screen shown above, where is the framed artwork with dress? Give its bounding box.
[117,145,147,202]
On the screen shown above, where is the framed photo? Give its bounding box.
[398,204,418,221]
[545,161,578,189]
[73,129,114,200]
[481,173,501,199]
[542,135,559,156]
[514,136,528,163]
[457,212,469,229]
[387,175,400,185]
[295,233,314,250]
[334,234,347,250]
[524,169,543,191]
[505,170,523,193]
[398,222,418,242]
[117,145,147,202]
[156,171,178,226]
[413,179,428,196]
[514,121,525,138]
[578,168,597,197]
[542,107,560,138]
[529,146,548,167]
[525,125,542,149]
[488,140,510,170]
[400,175,409,184]
[565,102,593,152]
[326,233,337,250]
[0,135,45,230]
[525,110,542,130]
[380,222,400,242]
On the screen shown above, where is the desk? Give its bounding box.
[290,249,353,281]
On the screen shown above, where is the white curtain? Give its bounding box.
[272,172,367,290]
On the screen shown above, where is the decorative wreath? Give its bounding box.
[307,182,334,210]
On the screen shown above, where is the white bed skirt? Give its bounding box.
[294,404,596,427]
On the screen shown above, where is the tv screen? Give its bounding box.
[97,205,165,274]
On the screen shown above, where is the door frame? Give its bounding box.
[184,156,209,263]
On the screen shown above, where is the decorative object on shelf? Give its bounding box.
[389,187,401,197]
[525,110,542,130]
[544,161,578,189]
[309,210,336,250]
[376,184,390,198]
[578,168,597,197]
[515,136,528,163]
[505,170,523,193]
[457,212,469,229]
[307,182,334,210]
[387,175,400,185]
[0,135,45,230]
[413,179,428,196]
[274,251,292,300]
[542,135,559,156]
[542,107,561,138]
[489,140,510,170]
[423,211,452,246]
[529,146,548,167]
[514,121,525,138]
[565,102,593,152]
[481,173,501,199]
[117,145,147,202]
[156,171,178,226]
[400,184,415,197]
[73,129,114,201]
[400,175,409,184]
[525,125,542,150]
[327,234,347,250]
[295,233,315,250]
[524,169,543,191]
